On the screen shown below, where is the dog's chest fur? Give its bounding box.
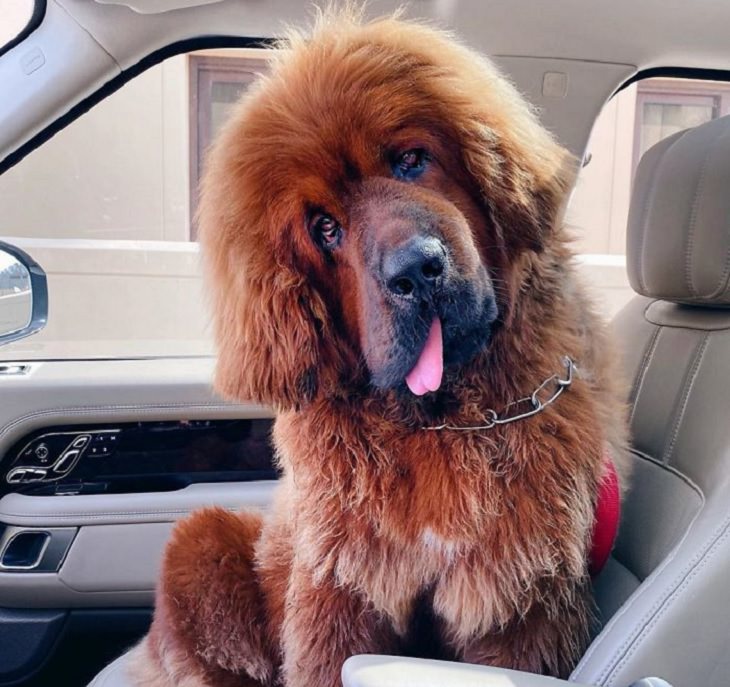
[275,401,599,638]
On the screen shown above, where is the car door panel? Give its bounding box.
[0,358,270,437]
[0,481,276,607]
[0,356,276,684]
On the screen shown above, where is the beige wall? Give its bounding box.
[0,56,190,242]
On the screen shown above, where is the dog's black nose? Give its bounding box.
[383,237,446,298]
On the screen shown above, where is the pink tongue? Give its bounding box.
[405,318,443,396]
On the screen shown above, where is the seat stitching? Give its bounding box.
[642,307,730,331]
[707,207,730,300]
[608,448,704,576]
[627,448,704,500]
[628,322,661,424]
[572,451,705,681]
[604,515,730,686]
[0,486,276,521]
[0,509,232,521]
[705,128,730,300]
[636,135,684,296]
[661,332,711,465]
[578,512,727,684]
[684,145,713,298]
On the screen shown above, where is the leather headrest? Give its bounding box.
[627,114,730,306]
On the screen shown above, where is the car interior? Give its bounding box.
[1,1,730,686]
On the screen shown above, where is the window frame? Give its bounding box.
[188,54,269,238]
[632,77,730,172]
[1,36,268,176]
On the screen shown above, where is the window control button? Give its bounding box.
[88,432,119,457]
[92,432,119,444]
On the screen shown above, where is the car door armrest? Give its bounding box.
[342,655,592,687]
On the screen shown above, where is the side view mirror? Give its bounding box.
[0,241,48,346]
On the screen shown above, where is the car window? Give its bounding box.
[1,64,727,362]
[566,75,730,315]
[0,48,269,361]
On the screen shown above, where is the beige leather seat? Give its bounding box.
[89,115,730,687]
[571,113,730,686]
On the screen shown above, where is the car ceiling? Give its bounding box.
[1,0,730,169]
[51,0,730,69]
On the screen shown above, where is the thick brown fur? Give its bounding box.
[131,8,630,687]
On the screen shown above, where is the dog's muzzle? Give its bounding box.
[382,236,447,301]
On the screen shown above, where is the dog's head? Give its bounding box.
[199,12,574,409]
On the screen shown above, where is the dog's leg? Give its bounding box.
[456,579,592,678]
[281,564,398,687]
[138,507,278,687]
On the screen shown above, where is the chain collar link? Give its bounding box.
[424,356,576,432]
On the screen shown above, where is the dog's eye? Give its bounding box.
[311,213,342,250]
[392,148,430,180]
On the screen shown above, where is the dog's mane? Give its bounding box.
[197,9,581,413]
[138,13,632,685]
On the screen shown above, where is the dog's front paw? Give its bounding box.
[154,507,275,685]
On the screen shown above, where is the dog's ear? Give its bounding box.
[461,114,576,254]
[198,172,332,411]
[209,254,326,410]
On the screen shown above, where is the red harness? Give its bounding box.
[588,456,621,576]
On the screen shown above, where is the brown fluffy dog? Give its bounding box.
[130,10,629,687]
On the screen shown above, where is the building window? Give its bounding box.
[633,79,730,170]
[188,54,269,236]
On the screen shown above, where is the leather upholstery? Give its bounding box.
[341,655,591,687]
[571,294,730,686]
[572,117,730,685]
[627,115,730,305]
[89,116,730,687]
[0,481,275,528]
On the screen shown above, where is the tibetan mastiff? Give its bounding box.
[130,9,629,687]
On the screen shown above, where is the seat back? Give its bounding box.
[572,115,730,686]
